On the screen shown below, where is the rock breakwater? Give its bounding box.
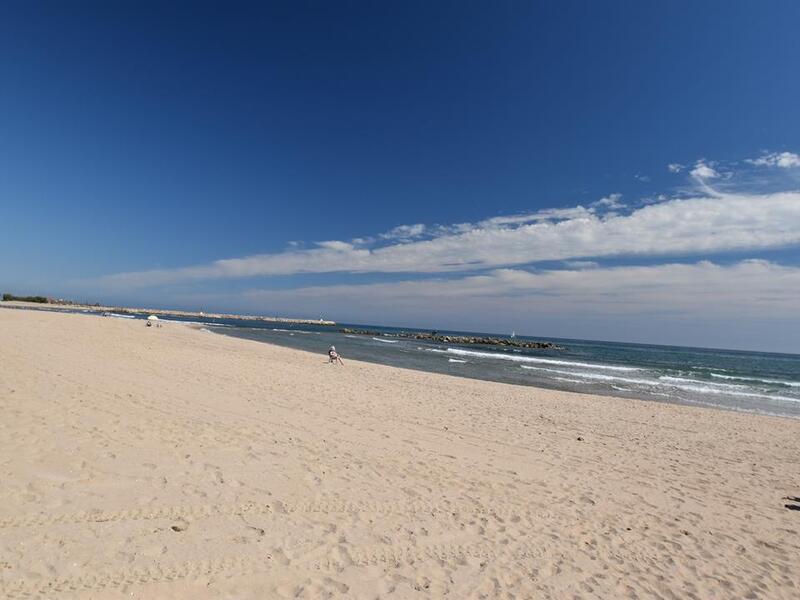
[340,328,562,349]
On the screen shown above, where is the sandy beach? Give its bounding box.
[1,307,798,599]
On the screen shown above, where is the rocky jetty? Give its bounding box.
[340,328,562,350]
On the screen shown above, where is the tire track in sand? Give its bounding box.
[0,541,548,598]
[0,497,552,529]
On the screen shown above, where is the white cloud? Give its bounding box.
[315,240,355,251]
[476,206,593,228]
[591,193,623,210]
[689,160,719,180]
[380,223,426,240]
[98,190,800,288]
[774,153,800,168]
[240,260,800,321]
[563,260,598,269]
[748,151,800,168]
[98,192,800,287]
[667,163,684,173]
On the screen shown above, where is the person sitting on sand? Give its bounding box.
[328,345,344,365]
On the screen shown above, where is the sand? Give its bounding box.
[1,307,798,599]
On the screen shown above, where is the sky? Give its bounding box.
[1,1,800,352]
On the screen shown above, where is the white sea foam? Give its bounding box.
[552,376,587,384]
[520,366,655,385]
[108,313,135,319]
[448,358,467,363]
[517,367,799,403]
[445,348,639,371]
[664,383,799,403]
[373,337,399,343]
[659,376,754,391]
[710,372,747,381]
[422,348,447,353]
[710,372,800,387]
[657,376,798,402]
[162,319,236,328]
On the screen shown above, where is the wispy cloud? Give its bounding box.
[86,150,800,350]
[475,206,593,228]
[380,223,427,241]
[99,190,800,288]
[315,240,355,251]
[747,151,800,168]
[689,160,719,180]
[239,260,800,320]
[562,260,599,269]
[591,193,624,210]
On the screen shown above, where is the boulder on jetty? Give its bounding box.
[340,328,562,350]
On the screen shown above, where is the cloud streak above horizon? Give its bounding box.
[237,259,800,320]
[100,190,800,288]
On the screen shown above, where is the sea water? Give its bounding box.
[7,305,798,418]
[211,321,800,418]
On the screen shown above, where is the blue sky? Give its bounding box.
[2,1,800,352]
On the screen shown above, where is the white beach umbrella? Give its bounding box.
[147,315,159,321]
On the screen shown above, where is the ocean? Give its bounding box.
[200,318,800,419]
[7,305,800,418]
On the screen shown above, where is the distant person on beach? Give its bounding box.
[328,345,344,365]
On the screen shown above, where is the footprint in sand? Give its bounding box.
[170,518,189,532]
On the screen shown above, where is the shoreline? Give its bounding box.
[217,323,800,420]
[2,307,799,598]
[217,325,800,421]
[224,326,800,422]
[6,300,799,418]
